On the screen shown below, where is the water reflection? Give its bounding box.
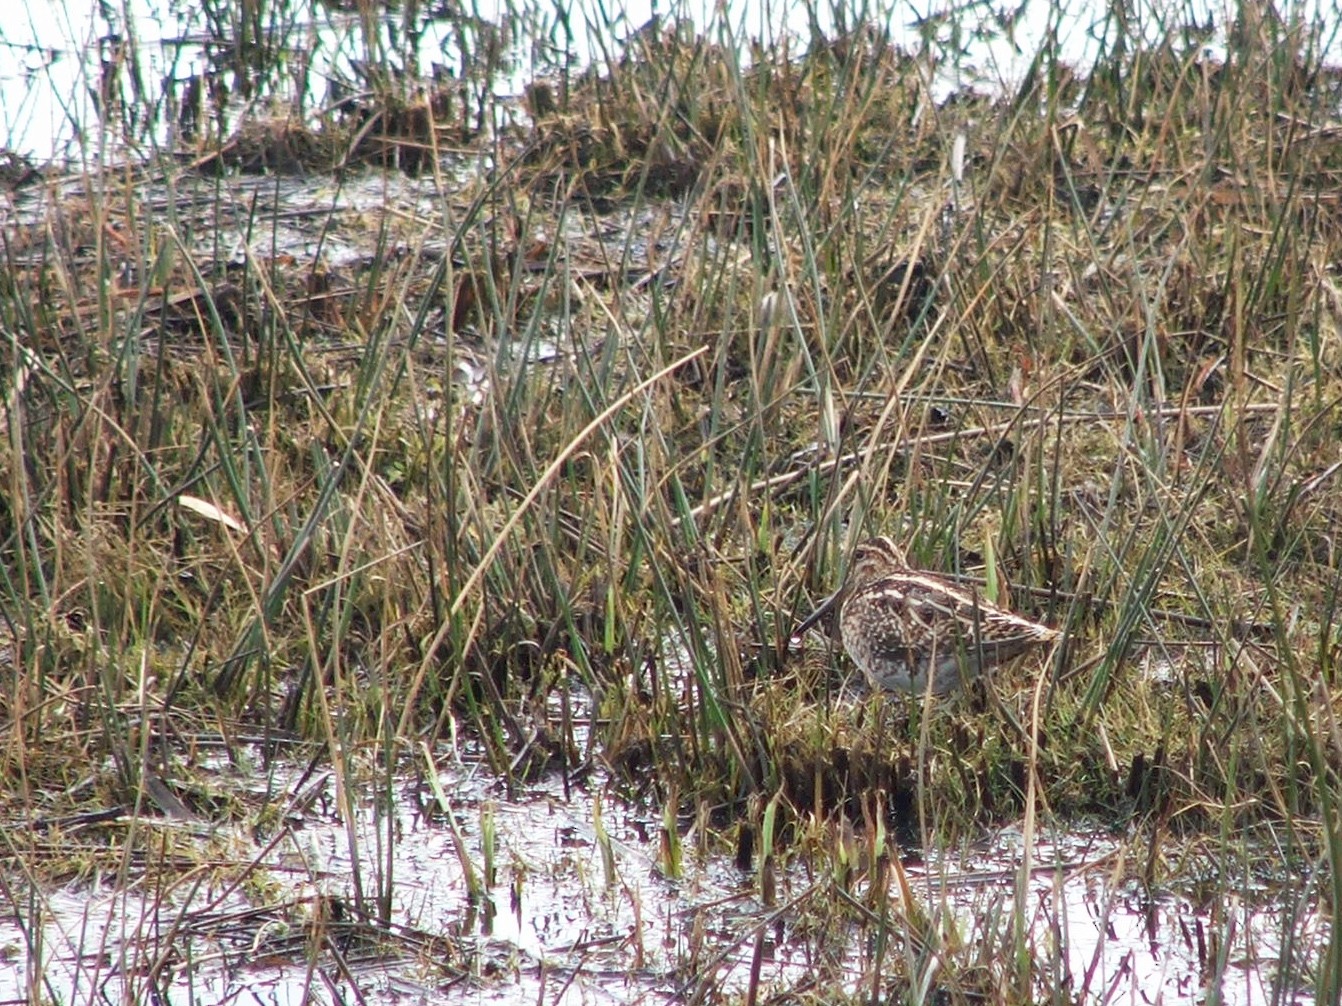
[0,753,1324,1005]
[2,0,1264,163]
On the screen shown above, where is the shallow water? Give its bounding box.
[3,0,1267,164]
[0,742,1324,1006]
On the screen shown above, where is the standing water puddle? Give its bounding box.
[0,746,1324,1005]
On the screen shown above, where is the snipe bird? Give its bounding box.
[799,536,1059,696]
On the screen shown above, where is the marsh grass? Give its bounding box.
[3,0,1342,1000]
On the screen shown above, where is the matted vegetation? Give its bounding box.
[2,0,1340,1001]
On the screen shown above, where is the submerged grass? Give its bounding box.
[3,0,1342,1000]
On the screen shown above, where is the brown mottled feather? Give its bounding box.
[834,536,1058,695]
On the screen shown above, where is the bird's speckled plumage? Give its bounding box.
[832,536,1059,695]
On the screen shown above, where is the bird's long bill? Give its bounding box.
[792,588,843,640]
